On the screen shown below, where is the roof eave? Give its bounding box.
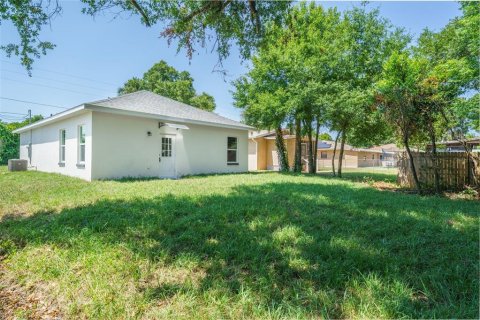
[12,105,86,134]
[85,104,253,131]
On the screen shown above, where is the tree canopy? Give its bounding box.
[1,0,292,72]
[118,60,216,111]
[0,115,43,164]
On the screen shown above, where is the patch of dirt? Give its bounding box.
[371,181,399,191]
[0,266,62,320]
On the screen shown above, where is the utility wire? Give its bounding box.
[1,69,112,92]
[0,111,28,115]
[1,77,104,97]
[1,59,119,87]
[0,97,68,109]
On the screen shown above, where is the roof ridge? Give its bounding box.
[139,91,246,125]
[86,90,150,105]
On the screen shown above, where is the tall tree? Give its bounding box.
[327,6,409,177]
[376,52,424,192]
[233,53,291,171]
[118,60,216,111]
[412,3,479,190]
[277,3,341,173]
[2,0,292,72]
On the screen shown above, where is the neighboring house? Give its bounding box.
[248,130,401,171]
[248,130,300,171]
[13,91,251,181]
[426,138,480,152]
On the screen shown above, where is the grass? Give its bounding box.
[0,166,478,319]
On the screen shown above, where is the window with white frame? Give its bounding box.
[78,125,86,164]
[161,137,172,157]
[59,129,66,163]
[227,137,238,164]
[320,152,328,159]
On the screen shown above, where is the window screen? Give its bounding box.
[227,137,237,163]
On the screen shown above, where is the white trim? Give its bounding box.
[227,136,238,164]
[159,133,177,178]
[77,124,86,164]
[12,103,252,134]
[159,122,190,130]
[12,105,86,133]
[85,104,252,131]
[59,129,66,164]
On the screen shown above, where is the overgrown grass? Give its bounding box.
[0,167,478,319]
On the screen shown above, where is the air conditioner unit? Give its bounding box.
[8,159,28,171]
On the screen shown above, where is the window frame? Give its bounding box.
[77,124,86,165]
[59,129,66,165]
[161,137,172,157]
[320,151,328,159]
[227,136,238,165]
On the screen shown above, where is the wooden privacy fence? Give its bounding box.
[397,152,479,190]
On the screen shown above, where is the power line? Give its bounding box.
[0,97,68,109]
[1,77,104,97]
[0,111,28,115]
[1,69,112,92]
[1,59,119,87]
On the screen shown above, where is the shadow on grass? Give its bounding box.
[0,180,478,318]
[315,170,398,183]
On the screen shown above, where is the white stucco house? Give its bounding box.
[13,91,251,181]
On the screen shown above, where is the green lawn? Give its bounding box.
[0,167,478,319]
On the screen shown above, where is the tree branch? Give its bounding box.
[130,0,151,26]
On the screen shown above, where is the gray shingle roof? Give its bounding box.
[87,90,251,130]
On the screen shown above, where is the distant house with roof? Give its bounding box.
[426,138,480,152]
[248,130,401,171]
[13,91,251,180]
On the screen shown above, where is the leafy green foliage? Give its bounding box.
[0,123,18,164]
[118,60,216,111]
[0,169,478,318]
[0,1,58,73]
[318,133,333,141]
[0,115,43,164]
[2,0,292,71]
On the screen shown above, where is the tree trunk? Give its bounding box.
[303,119,315,174]
[275,126,289,172]
[428,124,440,194]
[404,137,421,192]
[294,117,302,172]
[337,130,346,178]
[313,117,321,173]
[331,130,340,176]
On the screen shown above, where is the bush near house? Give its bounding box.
[0,169,478,319]
[0,116,43,164]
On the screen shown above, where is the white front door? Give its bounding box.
[159,135,176,178]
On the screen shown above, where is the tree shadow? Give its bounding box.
[0,180,478,318]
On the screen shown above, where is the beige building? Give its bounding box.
[248,131,400,171]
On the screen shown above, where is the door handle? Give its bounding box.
[159,155,161,162]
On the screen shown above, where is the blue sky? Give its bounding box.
[0,1,461,123]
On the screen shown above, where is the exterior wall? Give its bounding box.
[248,140,257,171]
[264,138,297,170]
[91,112,248,179]
[19,111,93,180]
[248,137,267,171]
[286,139,295,168]
[316,150,358,169]
[266,139,278,170]
[357,151,382,167]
